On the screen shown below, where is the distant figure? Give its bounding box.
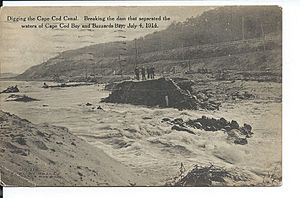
[141,67,146,80]
[134,67,140,80]
[149,67,152,79]
[150,66,155,79]
[146,67,151,79]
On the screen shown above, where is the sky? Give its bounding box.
[0,6,213,74]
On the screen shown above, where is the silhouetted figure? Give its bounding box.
[173,66,176,74]
[141,67,146,80]
[146,67,151,79]
[150,66,155,79]
[134,67,140,80]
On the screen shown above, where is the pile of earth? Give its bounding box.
[166,164,263,187]
[0,110,146,186]
[5,94,39,102]
[162,116,253,145]
[0,85,19,94]
[102,78,220,110]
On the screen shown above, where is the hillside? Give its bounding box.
[16,6,282,81]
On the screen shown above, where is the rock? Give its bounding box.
[227,129,243,138]
[219,117,229,126]
[243,123,253,134]
[166,116,252,146]
[240,123,253,137]
[234,138,248,145]
[0,85,19,94]
[96,105,103,110]
[230,120,240,129]
[224,125,232,131]
[173,118,184,125]
[186,116,230,132]
[192,122,203,129]
[227,129,248,145]
[198,117,209,127]
[205,125,211,131]
[211,126,217,131]
[86,103,92,106]
[6,94,39,102]
[162,118,171,122]
[171,125,195,135]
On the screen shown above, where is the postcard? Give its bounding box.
[0,5,282,186]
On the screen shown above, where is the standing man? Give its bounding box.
[141,66,146,80]
[147,67,150,79]
[134,67,140,80]
[151,66,155,79]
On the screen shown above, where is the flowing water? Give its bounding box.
[0,81,282,185]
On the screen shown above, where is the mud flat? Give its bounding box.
[0,110,146,186]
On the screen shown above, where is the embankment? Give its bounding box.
[0,110,146,186]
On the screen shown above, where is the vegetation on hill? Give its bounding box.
[17,6,282,81]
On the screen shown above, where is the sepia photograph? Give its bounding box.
[0,5,282,187]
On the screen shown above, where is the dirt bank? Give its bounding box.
[102,78,220,110]
[0,110,147,186]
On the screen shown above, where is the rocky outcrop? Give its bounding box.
[0,86,19,94]
[5,94,39,102]
[102,78,220,110]
[162,116,253,145]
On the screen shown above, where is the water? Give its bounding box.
[0,81,281,185]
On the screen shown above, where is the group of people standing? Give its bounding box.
[134,66,155,81]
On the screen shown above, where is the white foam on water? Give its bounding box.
[0,81,282,184]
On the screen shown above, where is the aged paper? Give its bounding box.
[0,6,282,186]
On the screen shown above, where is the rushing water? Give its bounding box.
[0,81,282,185]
